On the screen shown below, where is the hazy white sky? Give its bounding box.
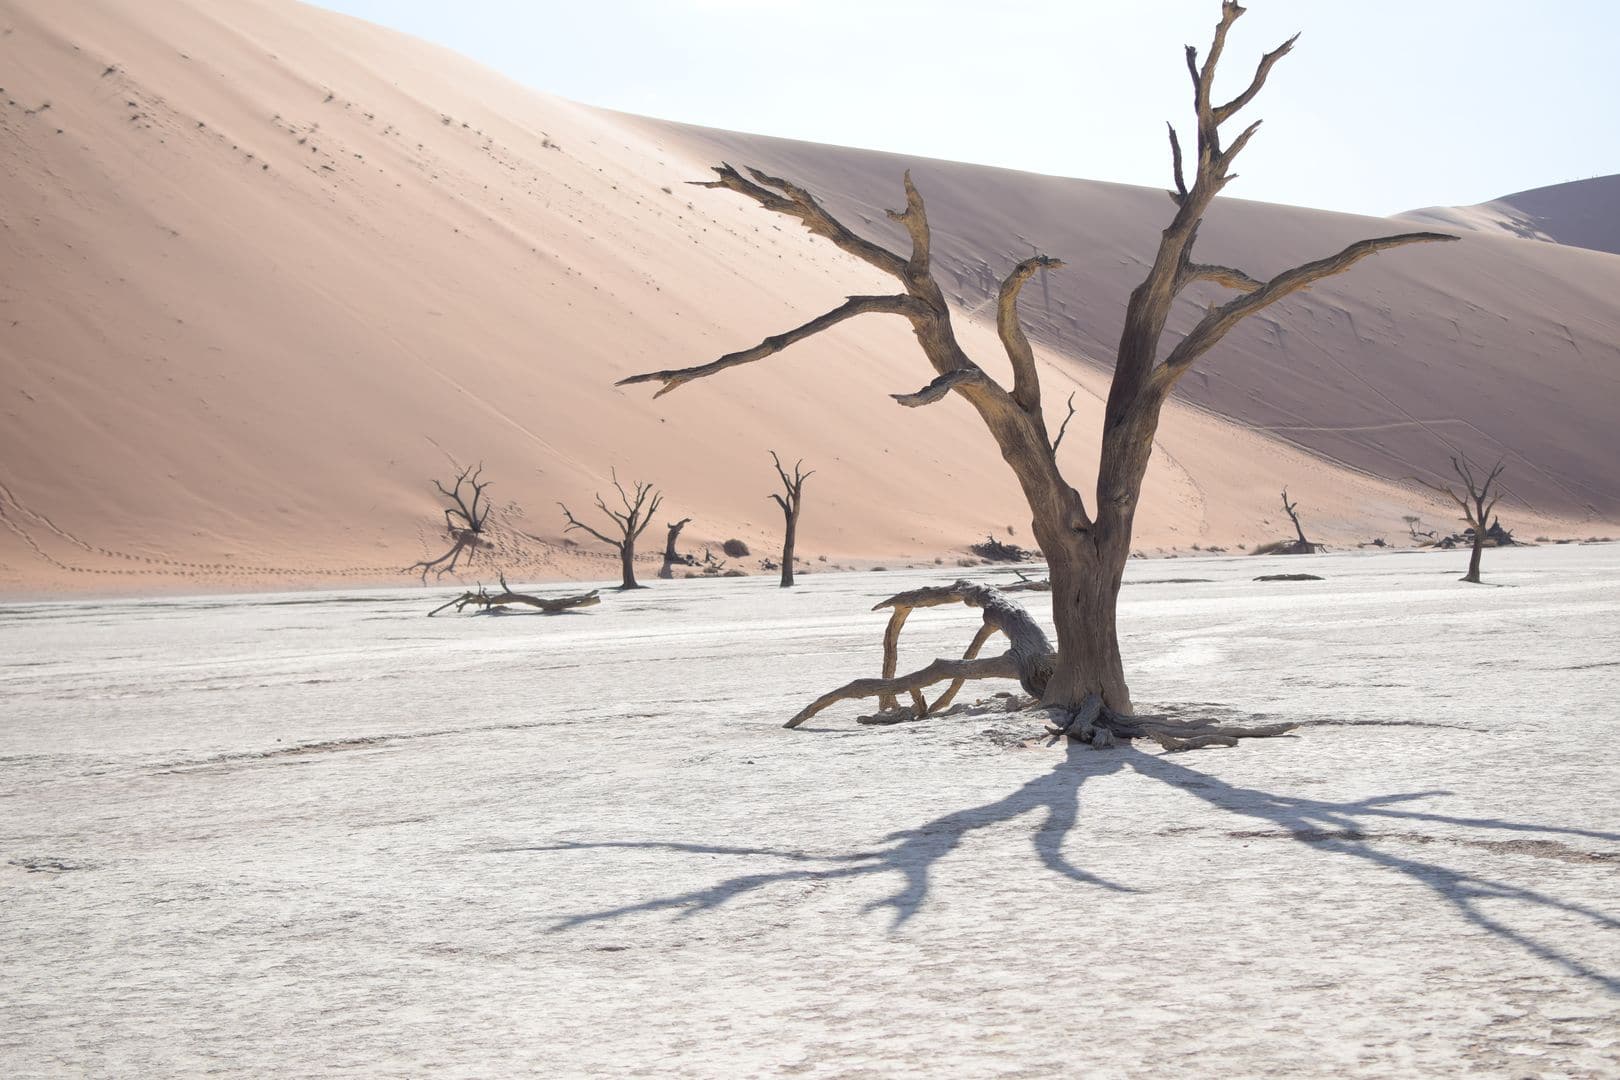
[311,0,1617,216]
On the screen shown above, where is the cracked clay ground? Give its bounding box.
[3,545,1618,1077]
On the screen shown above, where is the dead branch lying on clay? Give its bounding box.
[428,575,600,616]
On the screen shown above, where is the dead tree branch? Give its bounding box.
[429,576,601,616]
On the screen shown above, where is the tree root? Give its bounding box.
[826,579,1053,727]
[429,575,600,616]
[1041,693,1297,751]
[788,581,1297,751]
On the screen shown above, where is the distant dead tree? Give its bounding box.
[1415,456,1506,584]
[1403,514,1436,543]
[1253,487,1321,555]
[659,517,695,579]
[406,462,494,581]
[768,451,812,587]
[619,1,1453,734]
[559,469,662,590]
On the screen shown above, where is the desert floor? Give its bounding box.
[3,544,1618,1077]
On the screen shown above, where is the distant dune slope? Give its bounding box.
[635,119,1620,524]
[1,0,1615,594]
[1401,175,1620,257]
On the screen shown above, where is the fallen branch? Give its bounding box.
[429,576,601,616]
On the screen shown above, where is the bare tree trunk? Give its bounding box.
[780,510,797,588]
[1039,533,1133,714]
[1465,531,1485,584]
[620,543,641,590]
[659,517,692,580]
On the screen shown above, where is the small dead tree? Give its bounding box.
[406,462,494,581]
[659,517,694,579]
[559,469,662,590]
[1256,487,1321,555]
[768,451,813,587]
[620,2,1453,723]
[1403,514,1436,544]
[1416,456,1506,583]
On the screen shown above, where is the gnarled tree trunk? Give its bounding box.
[659,517,693,579]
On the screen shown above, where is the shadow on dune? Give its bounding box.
[523,739,1619,995]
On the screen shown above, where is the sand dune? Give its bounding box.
[1402,174,1620,257]
[1,0,1615,595]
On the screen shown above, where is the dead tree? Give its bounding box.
[768,452,812,587]
[796,581,1295,749]
[659,517,694,579]
[1256,487,1320,555]
[1415,456,1506,583]
[429,575,600,616]
[559,469,662,590]
[619,1,1453,722]
[406,462,494,581]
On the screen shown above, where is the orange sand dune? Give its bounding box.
[1,0,1615,595]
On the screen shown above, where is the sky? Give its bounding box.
[309,0,1618,217]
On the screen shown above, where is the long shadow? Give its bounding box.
[525,739,1620,996]
[1127,749,1620,996]
[506,742,1135,930]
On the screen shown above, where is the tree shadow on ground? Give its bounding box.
[1130,749,1620,995]
[525,738,1619,995]
[506,744,1136,930]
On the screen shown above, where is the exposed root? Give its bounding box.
[799,580,1054,728]
[1043,693,1297,751]
[787,654,1021,729]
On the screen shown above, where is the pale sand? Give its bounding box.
[1,0,1616,596]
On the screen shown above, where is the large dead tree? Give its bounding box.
[620,2,1454,720]
[658,517,694,579]
[559,469,662,590]
[1416,456,1506,584]
[406,462,494,581]
[769,451,812,588]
